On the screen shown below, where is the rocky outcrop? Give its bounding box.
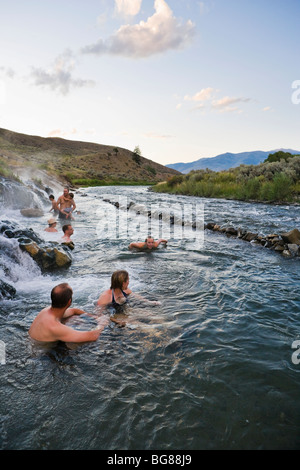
[205,222,300,258]
[0,221,73,271]
[18,240,72,271]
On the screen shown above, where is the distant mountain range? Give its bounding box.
[167,149,300,174]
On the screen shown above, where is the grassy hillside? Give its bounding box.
[0,128,179,186]
[153,151,300,203]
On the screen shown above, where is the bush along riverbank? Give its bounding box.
[153,152,300,204]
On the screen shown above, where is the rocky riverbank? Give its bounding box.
[0,221,74,299]
[205,223,300,258]
[101,195,300,258]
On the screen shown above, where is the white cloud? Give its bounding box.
[212,96,251,109]
[180,88,251,113]
[211,95,251,113]
[184,87,215,102]
[114,0,142,17]
[30,50,95,95]
[82,0,195,58]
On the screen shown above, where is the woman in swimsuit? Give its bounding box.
[97,270,131,309]
[96,270,161,326]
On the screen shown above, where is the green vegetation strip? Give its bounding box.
[152,152,300,203]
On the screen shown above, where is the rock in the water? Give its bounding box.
[20,208,44,217]
[281,228,300,245]
[19,241,72,271]
[0,280,16,300]
[287,244,300,255]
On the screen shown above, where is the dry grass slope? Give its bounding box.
[0,128,180,186]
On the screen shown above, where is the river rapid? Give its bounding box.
[0,181,300,450]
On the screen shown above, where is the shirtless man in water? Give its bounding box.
[128,237,168,251]
[57,187,76,220]
[29,283,108,343]
[61,224,74,243]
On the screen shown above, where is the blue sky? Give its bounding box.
[0,0,300,165]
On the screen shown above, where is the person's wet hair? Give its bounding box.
[110,270,129,290]
[62,224,72,233]
[51,283,73,308]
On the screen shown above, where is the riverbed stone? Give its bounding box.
[242,232,258,242]
[20,208,44,217]
[281,228,300,245]
[54,247,73,268]
[225,227,238,236]
[274,244,285,252]
[0,280,16,300]
[287,244,300,255]
[282,249,292,257]
[19,240,40,258]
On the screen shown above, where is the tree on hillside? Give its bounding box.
[132,145,142,165]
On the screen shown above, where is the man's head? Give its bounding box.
[51,283,73,308]
[145,237,155,249]
[63,187,70,197]
[62,224,73,235]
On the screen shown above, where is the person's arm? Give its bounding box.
[53,321,108,343]
[129,292,161,306]
[63,307,87,319]
[128,242,144,249]
[154,239,168,247]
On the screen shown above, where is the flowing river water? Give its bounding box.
[0,181,300,450]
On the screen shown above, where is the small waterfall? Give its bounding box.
[0,176,53,299]
[0,232,42,300]
[0,177,52,211]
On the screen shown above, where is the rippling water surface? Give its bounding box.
[0,185,300,450]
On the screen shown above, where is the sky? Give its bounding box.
[0,0,300,166]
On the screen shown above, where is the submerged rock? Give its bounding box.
[0,280,16,300]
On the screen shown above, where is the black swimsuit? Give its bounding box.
[111,289,129,308]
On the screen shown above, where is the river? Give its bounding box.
[0,181,300,450]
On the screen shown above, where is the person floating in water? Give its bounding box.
[29,283,108,343]
[128,236,168,251]
[96,270,160,326]
[57,187,76,220]
[44,217,58,232]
